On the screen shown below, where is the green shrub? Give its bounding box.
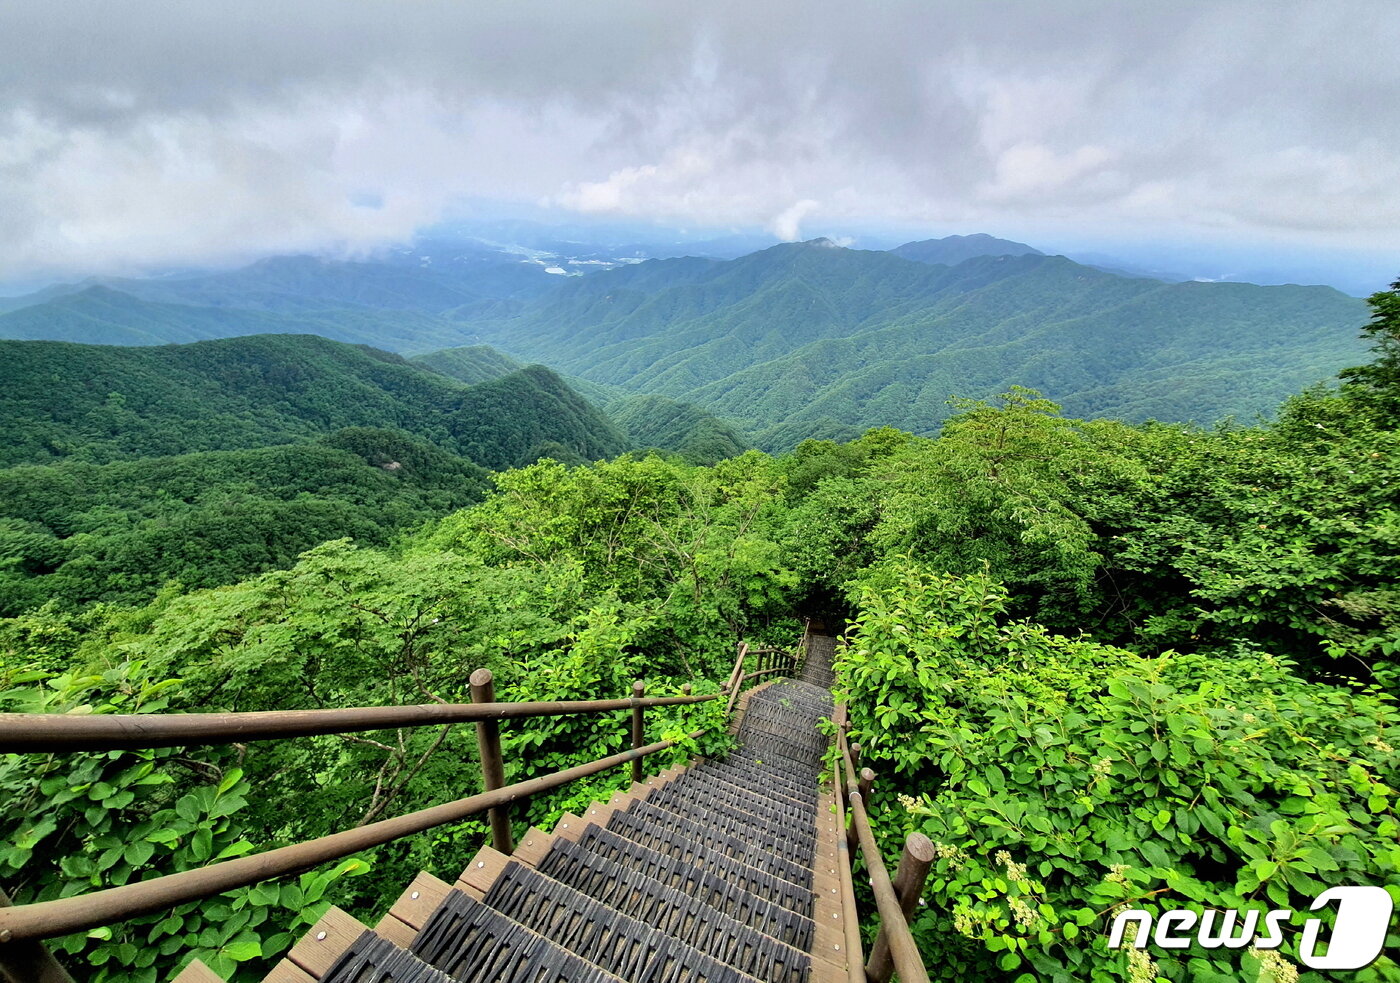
[837,560,1400,982]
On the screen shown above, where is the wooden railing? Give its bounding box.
[722,640,800,716]
[831,701,933,983]
[0,650,785,981]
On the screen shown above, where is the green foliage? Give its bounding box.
[423,453,797,671]
[0,662,370,982]
[0,429,487,615]
[1091,393,1400,679]
[836,560,1400,982]
[0,334,625,469]
[1341,276,1400,419]
[604,393,752,464]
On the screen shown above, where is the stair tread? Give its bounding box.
[537,835,817,957]
[610,801,813,890]
[321,931,458,983]
[412,889,623,983]
[573,823,816,920]
[484,860,804,983]
[622,799,817,871]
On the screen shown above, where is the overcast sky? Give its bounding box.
[2,0,1397,286]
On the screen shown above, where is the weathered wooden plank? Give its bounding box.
[283,907,368,980]
[172,959,225,983]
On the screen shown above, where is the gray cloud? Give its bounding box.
[1,0,1397,281]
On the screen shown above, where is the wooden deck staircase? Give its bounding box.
[192,641,849,983]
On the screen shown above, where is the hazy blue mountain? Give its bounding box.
[890,233,1044,265]
[1,248,564,316]
[0,235,1373,453]
[0,285,478,351]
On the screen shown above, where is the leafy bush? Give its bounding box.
[0,661,369,982]
[837,560,1400,982]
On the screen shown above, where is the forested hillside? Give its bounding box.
[409,344,525,384]
[0,285,479,352]
[0,429,488,614]
[453,241,1367,447]
[0,334,627,466]
[2,279,1396,982]
[604,393,752,463]
[0,333,744,618]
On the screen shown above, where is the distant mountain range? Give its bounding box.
[890,233,1043,265]
[447,239,1368,446]
[0,233,1372,449]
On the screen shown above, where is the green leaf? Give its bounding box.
[190,828,213,863]
[124,840,155,867]
[222,938,262,962]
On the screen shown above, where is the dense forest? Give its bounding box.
[1,280,1397,982]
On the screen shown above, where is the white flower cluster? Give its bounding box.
[1250,946,1300,983]
[932,841,969,866]
[1008,895,1039,928]
[995,850,1029,883]
[1127,947,1158,983]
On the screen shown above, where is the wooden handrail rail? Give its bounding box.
[832,746,864,982]
[848,791,930,983]
[0,693,720,753]
[0,646,778,968]
[0,729,705,944]
[739,666,789,683]
[833,704,933,983]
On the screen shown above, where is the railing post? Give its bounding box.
[725,642,748,718]
[469,668,512,855]
[0,890,75,983]
[848,767,874,852]
[631,680,646,784]
[866,833,936,983]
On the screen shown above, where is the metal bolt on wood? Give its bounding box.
[470,668,512,855]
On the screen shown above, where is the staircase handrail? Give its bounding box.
[0,645,791,969]
[0,668,722,962]
[0,729,703,945]
[0,693,718,753]
[831,700,933,983]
